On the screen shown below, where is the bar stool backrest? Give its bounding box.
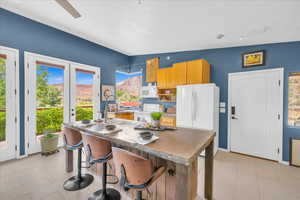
[82,134,112,160]
[63,127,82,146]
[112,147,153,186]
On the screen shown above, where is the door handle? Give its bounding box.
[231,106,236,115]
[231,106,238,119]
[231,116,238,120]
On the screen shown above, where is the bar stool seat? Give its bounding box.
[112,147,166,200]
[82,133,121,200]
[62,128,94,191]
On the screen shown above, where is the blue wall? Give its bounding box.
[130,42,300,161]
[0,8,130,155]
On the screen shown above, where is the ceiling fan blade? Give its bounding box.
[54,0,81,18]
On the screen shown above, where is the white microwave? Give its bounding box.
[140,86,158,98]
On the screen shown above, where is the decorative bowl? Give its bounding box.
[139,131,153,140]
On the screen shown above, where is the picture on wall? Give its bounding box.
[242,50,265,68]
[115,71,142,109]
[102,85,115,101]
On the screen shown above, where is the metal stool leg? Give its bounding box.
[136,191,143,200]
[88,162,121,200]
[63,148,94,191]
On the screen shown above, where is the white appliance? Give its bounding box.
[134,104,160,122]
[140,85,158,98]
[176,83,220,156]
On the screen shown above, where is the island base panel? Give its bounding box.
[87,144,198,200]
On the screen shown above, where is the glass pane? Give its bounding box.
[75,71,93,121]
[36,64,64,135]
[288,73,300,126]
[0,57,6,144]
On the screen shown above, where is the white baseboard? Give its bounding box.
[218,148,229,152]
[17,154,28,159]
[279,160,289,165]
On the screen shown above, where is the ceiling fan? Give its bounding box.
[54,0,81,19]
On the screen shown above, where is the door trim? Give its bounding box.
[24,52,101,155]
[227,68,284,162]
[69,62,101,122]
[0,46,20,159]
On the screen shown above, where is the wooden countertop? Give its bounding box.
[63,119,215,166]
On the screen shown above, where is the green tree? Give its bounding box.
[0,58,6,109]
[0,58,5,141]
[36,67,62,107]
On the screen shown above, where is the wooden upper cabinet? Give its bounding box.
[157,67,175,89]
[157,68,167,88]
[186,59,210,84]
[146,57,159,83]
[157,59,210,89]
[165,67,175,89]
[173,62,187,86]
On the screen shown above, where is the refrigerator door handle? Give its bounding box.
[191,91,194,121]
[194,92,197,121]
[192,91,197,121]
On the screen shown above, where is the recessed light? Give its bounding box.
[216,34,225,39]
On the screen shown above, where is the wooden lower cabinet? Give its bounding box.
[108,112,134,120]
[160,116,176,127]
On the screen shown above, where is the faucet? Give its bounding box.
[103,95,114,123]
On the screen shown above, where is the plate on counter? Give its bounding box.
[134,125,176,131]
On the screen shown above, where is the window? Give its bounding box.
[36,63,64,135]
[115,71,142,110]
[288,72,300,126]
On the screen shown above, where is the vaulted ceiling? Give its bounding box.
[1,0,300,55]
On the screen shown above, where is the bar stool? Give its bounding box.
[62,128,94,191]
[82,133,121,200]
[112,147,166,200]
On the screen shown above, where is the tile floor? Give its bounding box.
[0,150,300,200]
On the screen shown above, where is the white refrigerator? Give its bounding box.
[176,83,220,155]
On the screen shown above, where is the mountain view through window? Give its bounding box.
[116,71,142,110]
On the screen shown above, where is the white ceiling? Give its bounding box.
[1,0,300,55]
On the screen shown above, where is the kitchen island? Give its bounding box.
[63,119,215,200]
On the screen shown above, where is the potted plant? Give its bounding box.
[40,130,59,156]
[150,112,162,128]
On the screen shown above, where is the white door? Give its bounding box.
[176,85,193,128]
[229,69,283,161]
[69,64,100,122]
[25,53,101,155]
[25,53,70,154]
[0,47,19,161]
